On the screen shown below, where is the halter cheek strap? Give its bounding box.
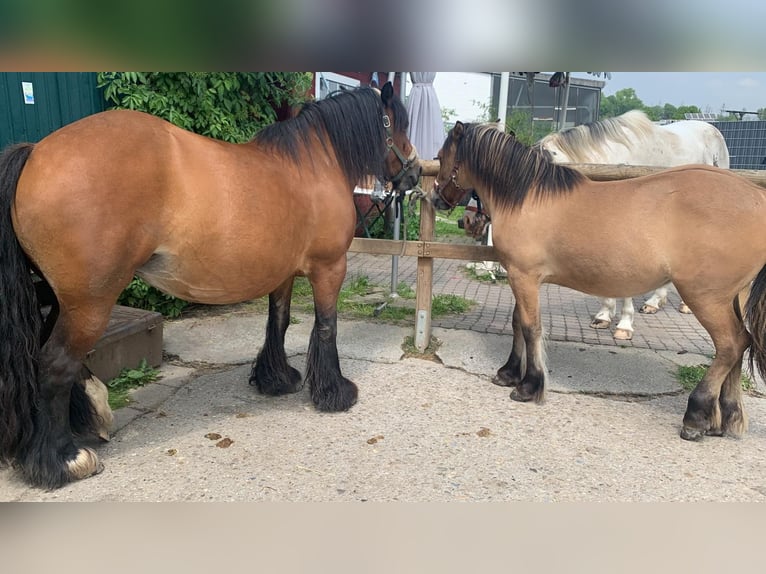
[432,163,466,212]
[383,114,418,184]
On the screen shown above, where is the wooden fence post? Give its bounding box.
[414,176,435,351]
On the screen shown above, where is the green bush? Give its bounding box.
[97,72,313,143]
[98,72,313,316]
[117,277,188,318]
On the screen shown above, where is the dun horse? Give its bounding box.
[538,110,730,340]
[0,82,420,489]
[433,121,766,441]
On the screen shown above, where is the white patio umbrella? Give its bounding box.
[406,72,445,161]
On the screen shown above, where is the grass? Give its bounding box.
[464,265,500,283]
[676,363,754,393]
[288,274,473,323]
[106,359,161,409]
[432,294,472,316]
[434,206,466,237]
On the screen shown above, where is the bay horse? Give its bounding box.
[432,121,766,441]
[0,82,420,489]
[538,110,730,339]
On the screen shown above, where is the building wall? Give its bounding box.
[0,72,105,148]
[491,72,604,130]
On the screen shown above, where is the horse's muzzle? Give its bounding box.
[393,161,422,192]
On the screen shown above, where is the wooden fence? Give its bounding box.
[349,160,766,351]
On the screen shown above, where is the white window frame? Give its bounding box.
[315,72,361,100]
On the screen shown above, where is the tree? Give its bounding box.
[600,88,645,118]
[599,88,703,120]
[97,72,313,143]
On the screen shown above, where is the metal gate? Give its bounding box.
[0,72,105,148]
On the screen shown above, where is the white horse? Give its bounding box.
[537,109,730,339]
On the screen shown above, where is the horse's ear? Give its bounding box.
[453,121,465,139]
[381,81,394,106]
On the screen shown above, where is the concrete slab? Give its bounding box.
[5,356,766,502]
[164,313,410,366]
[434,327,681,396]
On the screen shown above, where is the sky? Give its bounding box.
[601,72,766,114]
[430,72,766,122]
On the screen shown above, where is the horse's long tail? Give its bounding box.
[746,264,766,380]
[0,143,40,466]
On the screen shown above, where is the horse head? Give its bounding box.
[379,82,421,191]
[432,121,472,211]
[536,133,571,163]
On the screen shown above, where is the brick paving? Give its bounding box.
[345,250,714,356]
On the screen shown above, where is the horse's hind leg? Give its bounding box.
[305,258,357,412]
[250,277,303,396]
[590,297,615,329]
[71,367,113,442]
[18,325,104,488]
[714,357,749,437]
[680,297,750,440]
[640,285,668,314]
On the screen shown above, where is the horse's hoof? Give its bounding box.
[510,388,533,402]
[613,328,633,341]
[590,319,611,329]
[313,378,358,412]
[680,426,706,441]
[66,447,104,481]
[492,374,517,387]
[84,375,114,440]
[678,302,692,314]
[639,304,659,314]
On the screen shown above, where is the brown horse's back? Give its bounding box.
[12,110,354,309]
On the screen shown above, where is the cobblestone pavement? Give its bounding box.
[346,250,714,356]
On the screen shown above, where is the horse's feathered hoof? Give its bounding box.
[613,328,633,340]
[510,388,533,402]
[639,304,660,314]
[680,426,706,441]
[678,302,692,314]
[312,378,358,412]
[492,374,517,387]
[510,382,544,404]
[66,447,104,481]
[590,318,611,329]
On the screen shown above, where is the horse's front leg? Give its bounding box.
[250,276,303,396]
[508,278,546,404]
[305,258,357,412]
[493,302,525,387]
[613,298,635,340]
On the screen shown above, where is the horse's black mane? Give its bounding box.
[456,123,585,211]
[255,87,409,189]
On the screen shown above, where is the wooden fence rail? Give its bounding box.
[349,160,766,351]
